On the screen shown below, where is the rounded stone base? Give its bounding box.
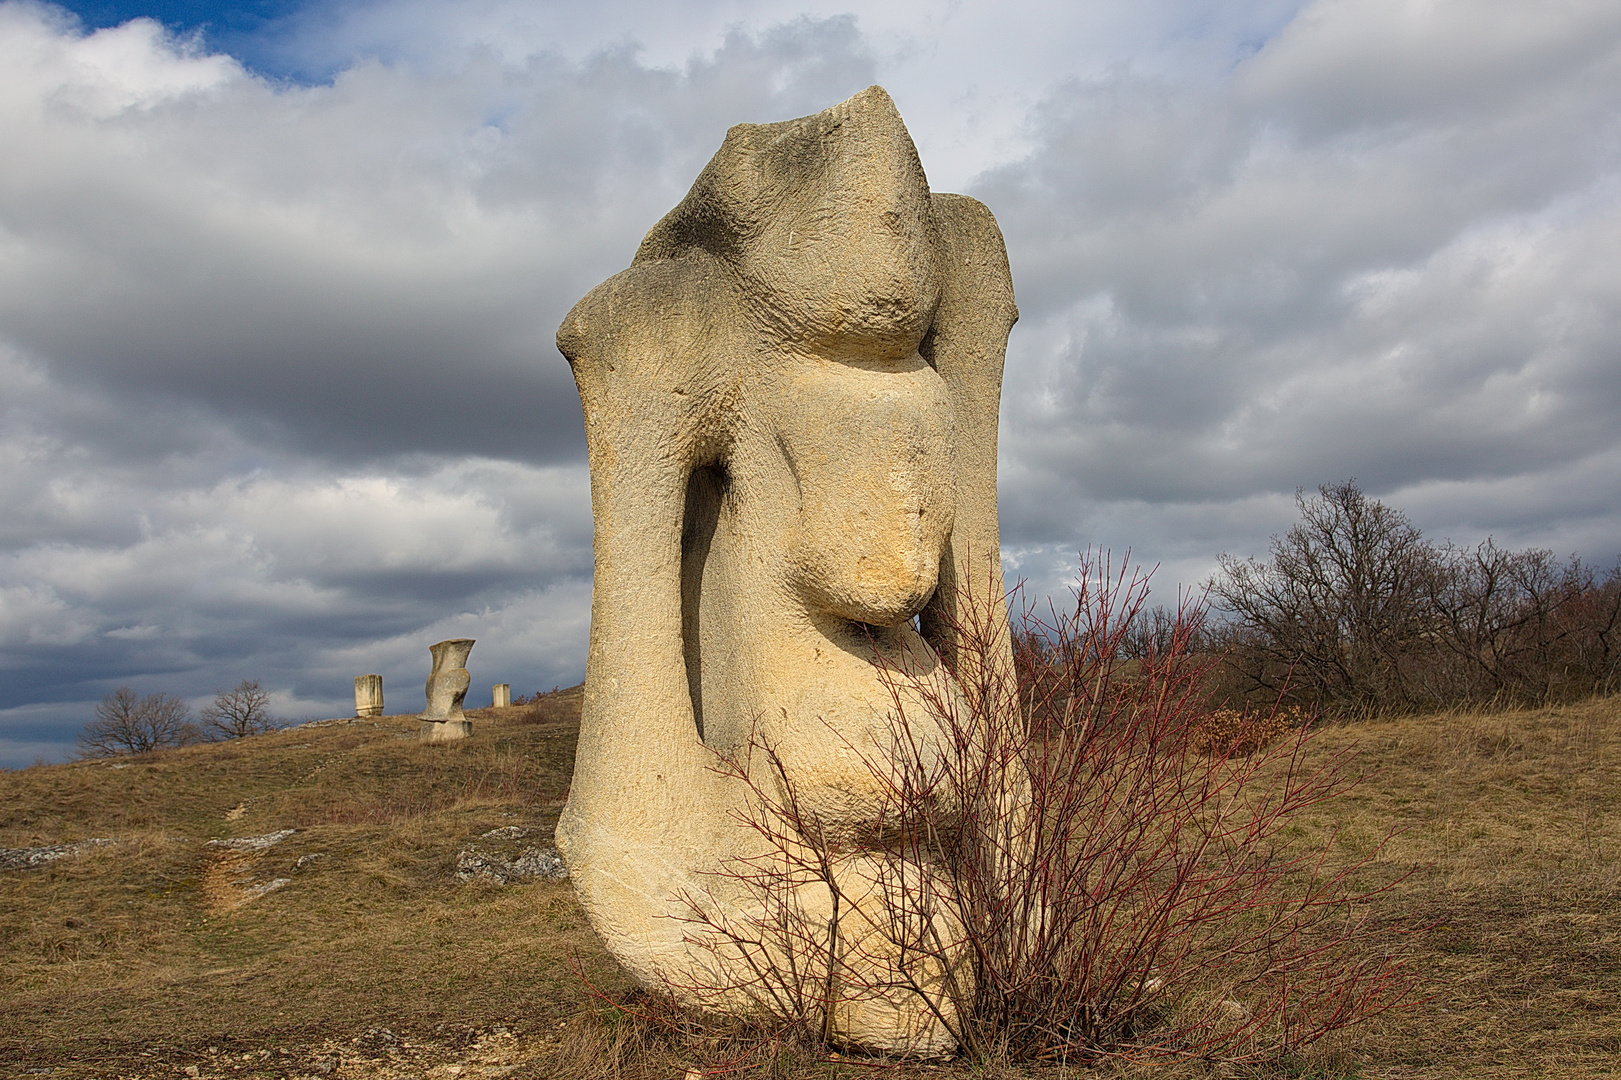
[419,720,473,743]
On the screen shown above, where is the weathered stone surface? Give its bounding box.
[455,843,568,884]
[206,829,296,851]
[0,838,121,871]
[202,830,298,912]
[419,638,474,742]
[420,719,473,743]
[554,87,1016,1053]
[354,674,384,717]
[492,683,511,708]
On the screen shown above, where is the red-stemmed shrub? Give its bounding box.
[674,551,1416,1064]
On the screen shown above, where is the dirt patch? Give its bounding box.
[197,830,299,913]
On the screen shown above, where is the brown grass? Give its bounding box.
[1,685,1617,1078]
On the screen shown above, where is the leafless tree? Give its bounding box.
[200,679,277,738]
[79,687,200,757]
[1211,481,1436,712]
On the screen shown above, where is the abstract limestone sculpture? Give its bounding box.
[418,638,474,742]
[554,87,1017,1053]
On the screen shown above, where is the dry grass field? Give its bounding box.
[1,688,1617,1079]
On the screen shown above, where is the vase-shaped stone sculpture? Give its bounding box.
[418,638,474,742]
[354,674,384,718]
[555,86,1016,1054]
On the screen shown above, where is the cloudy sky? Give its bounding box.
[2,0,1618,766]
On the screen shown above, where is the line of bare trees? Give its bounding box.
[1202,481,1621,714]
[79,679,280,757]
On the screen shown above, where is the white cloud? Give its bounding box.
[0,6,237,118]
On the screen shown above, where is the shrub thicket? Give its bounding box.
[1209,481,1621,714]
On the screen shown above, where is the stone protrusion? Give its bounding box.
[493,683,511,708]
[418,638,474,742]
[354,674,384,718]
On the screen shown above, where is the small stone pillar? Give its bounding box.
[354,675,384,717]
[418,638,475,743]
[493,683,511,708]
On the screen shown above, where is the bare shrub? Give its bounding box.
[200,679,277,739]
[1188,707,1305,756]
[79,688,200,757]
[676,553,1414,1064]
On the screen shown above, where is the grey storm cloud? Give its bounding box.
[3,0,1620,765]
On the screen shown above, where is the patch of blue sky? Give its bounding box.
[482,103,519,135]
[48,0,337,81]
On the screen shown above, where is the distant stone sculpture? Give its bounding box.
[418,638,474,742]
[492,683,511,708]
[354,675,384,718]
[554,87,1016,1053]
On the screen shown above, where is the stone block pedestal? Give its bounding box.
[354,674,384,717]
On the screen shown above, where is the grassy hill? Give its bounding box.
[2,690,1618,1078]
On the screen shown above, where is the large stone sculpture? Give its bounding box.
[419,638,474,742]
[555,86,1016,1053]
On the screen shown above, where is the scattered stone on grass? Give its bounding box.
[206,829,295,850]
[201,830,300,911]
[479,826,529,840]
[242,877,291,900]
[0,838,122,871]
[455,844,566,884]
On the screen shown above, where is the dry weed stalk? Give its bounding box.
[564,954,816,1079]
[674,552,1417,1064]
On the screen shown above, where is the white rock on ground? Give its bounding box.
[455,845,567,884]
[0,838,122,870]
[206,829,296,850]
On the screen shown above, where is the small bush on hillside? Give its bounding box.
[79,687,203,757]
[512,686,562,706]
